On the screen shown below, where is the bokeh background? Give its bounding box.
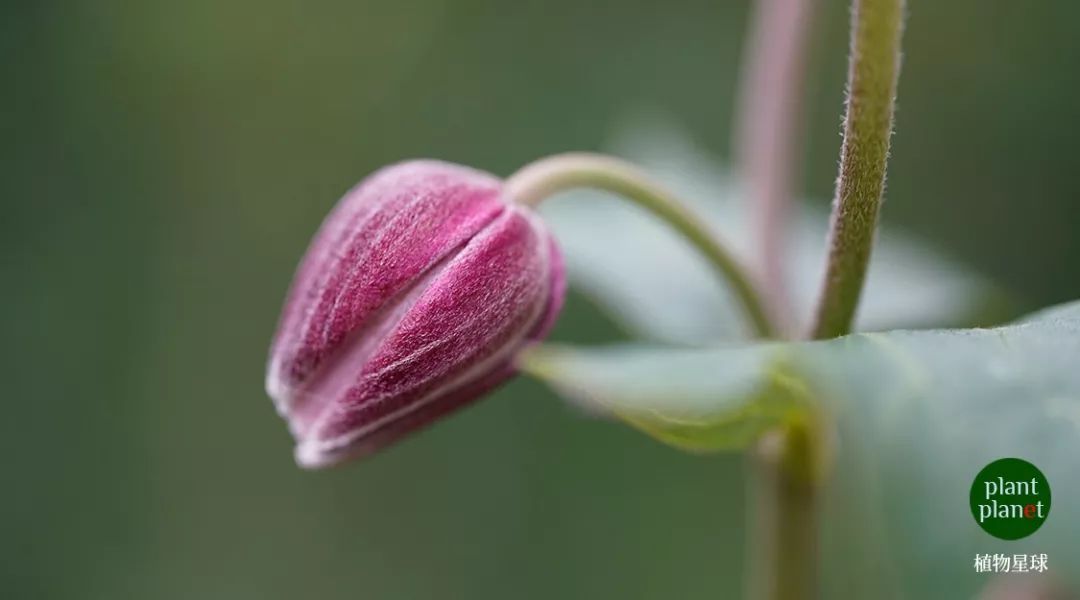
[4,0,1079,598]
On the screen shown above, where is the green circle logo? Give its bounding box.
[970,458,1051,540]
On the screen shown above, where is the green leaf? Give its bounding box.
[521,300,1080,597]
[523,342,812,452]
[538,113,1002,342]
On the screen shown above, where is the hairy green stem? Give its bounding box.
[746,424,822,600]
[505,152,776,339]
[734,0,817,336]
[809,0,905,339]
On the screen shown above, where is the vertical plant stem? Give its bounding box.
[809,0,905,339]
[746,425,821,600]
[734,1,829,597]
[733,0,817,335]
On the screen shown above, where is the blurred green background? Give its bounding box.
[4,0,1079,598]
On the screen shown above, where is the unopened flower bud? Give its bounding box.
[267,160,565,468]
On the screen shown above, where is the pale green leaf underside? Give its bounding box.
[523,342,812,452]
[521,301,1080,597]
[523,299,1080,451]
[538,113,999,342]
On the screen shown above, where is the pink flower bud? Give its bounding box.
[266,160,565,468]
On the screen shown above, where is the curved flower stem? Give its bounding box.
[506,152,777,339]
[734,0,817,336]
[809,0,905,339]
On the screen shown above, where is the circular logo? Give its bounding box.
[970,458,1051,540]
